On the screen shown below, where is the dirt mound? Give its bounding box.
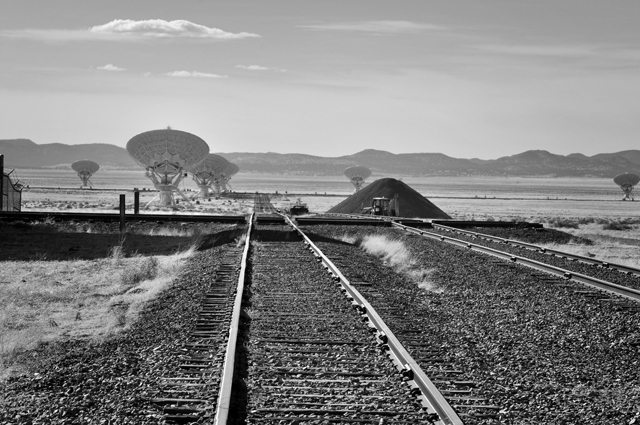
[328,178,450,219]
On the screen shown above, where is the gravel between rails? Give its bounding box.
[244,240,434,424]
[302,225,640,425]
[0,244,236,425]
[428,227,640,292]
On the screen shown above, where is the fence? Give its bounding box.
[1,154,22,212]
[2,172,22,212]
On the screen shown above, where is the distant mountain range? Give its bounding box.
[2,138,639,178]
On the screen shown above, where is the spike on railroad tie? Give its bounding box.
[401,364,414,380]
[510,256,517,262]
[378,332,387,343]
[564,272,572,279]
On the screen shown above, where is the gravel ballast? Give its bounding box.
[303,224,640,424]
[429,226,640,292]
[1,245,232,424]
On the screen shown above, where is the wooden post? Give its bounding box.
[134,191,140,215]
[119,194,126,236]
[0,154,4,212]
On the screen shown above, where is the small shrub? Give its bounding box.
[121,257,158,287]
[602,222,632,231]
[547,218,579,229]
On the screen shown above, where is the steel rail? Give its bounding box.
[282,214,464,425]
[214,213,254,425]
[433,223,640,277]
[393,222,640,303]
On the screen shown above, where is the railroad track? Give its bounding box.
[253,193,277,214]
[4,212,639,423]
[431,223,640,277]
[296,222,640,423]
[150,214,465,424]
[391,222,640,304]
[149,246,246,423]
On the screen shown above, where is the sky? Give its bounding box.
[1,0,639,159]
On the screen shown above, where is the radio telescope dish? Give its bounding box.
[71,160,100,188]
[344,166,372,193]
[126,128,209,207]
[187,154,229,199]
[221,162,240,192]
[614,173,640,201]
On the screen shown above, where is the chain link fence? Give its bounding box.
[2,172,22,212]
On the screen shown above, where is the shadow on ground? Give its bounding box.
[1,223,246,261]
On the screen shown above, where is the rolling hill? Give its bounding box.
[1,139,639,178]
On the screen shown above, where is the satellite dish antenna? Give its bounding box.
[126,128,209,208]
[344,166,372,193]
[221,162,240,192]
[71,160,100,189]
[613,173,640,201]
[187,154,229,199]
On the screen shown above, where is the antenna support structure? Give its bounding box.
[614,173,640,202]
[126,129,210,209]
[344,166,372,193]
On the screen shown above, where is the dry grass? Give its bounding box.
[537,221,640,269]
[354,234,442,293]
[0,243,197,379]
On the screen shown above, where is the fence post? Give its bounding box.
[0,154,4,213]
[134,190,140,215]
[119,194,126,236]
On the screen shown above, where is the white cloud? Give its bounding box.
[1,19,260,41]
[299,20,444,34]
[97,64,125,71]
[90,19,260,40]
[236,65,286,72]
[166,71,228,78]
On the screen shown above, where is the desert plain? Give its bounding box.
[2,170,640,379]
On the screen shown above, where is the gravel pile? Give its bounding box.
[303,224,640,424]
[429,227,640,292]
[1,244,233,424]
[328,178,451,219]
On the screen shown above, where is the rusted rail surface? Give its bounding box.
[393,222,640,303]
[433,223,640,277]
